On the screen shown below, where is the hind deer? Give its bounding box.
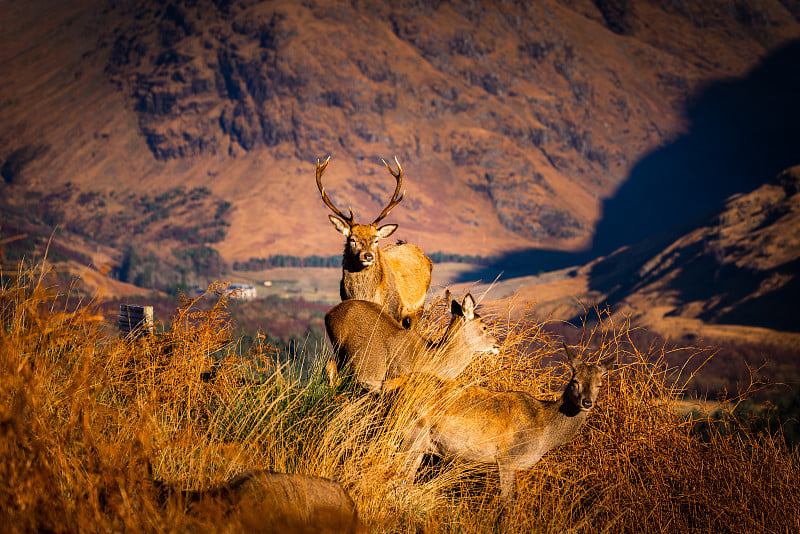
[175,470,365,534]
[383,344,615,502]
[324,291,500,392]
[316,156,432,329]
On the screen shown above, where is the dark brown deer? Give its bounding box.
[383,344,615,502]
[175,470,366,533]
[325,291,500,392]
[316,156,432,328]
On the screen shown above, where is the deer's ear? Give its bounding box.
[461,294,476,320]
[329,215,351,236]
[563,343,581,370]
[598,354,616,374]
[376,224,398,239]
[450,295,462,316]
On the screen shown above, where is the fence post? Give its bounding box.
[119,304,154,339]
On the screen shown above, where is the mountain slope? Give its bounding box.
[1,0,799,274]
[600,165,800,335]
[488,166,800,347]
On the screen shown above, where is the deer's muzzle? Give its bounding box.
[361,252,375,265]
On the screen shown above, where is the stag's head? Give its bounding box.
[316,156,405,269]
[562,343,615,412]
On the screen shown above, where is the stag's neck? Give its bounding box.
[341,252,385,300]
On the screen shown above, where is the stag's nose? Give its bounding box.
[581,399,593,409]
[362,252,374,263]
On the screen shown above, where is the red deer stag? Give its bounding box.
[316,156,432,329]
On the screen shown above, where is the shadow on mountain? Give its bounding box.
[456,39,800,298]
[669,256,800,333]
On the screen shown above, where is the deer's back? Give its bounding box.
[388,374,553,464]
[325,300,426,389]
[185,471,364,533]
[381,243,432,312]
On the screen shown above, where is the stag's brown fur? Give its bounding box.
[325,293,499,392]
[317,156,432,328]
[338,237,432,327]
[383,345,615,501]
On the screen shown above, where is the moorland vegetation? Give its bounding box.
[1,262,799,532]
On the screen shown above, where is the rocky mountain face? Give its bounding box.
[1,0,799,274]
[492,166,800,345]
[596,165,800,334]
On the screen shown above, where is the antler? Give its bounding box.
[374,156,406,224]
[316,156,354,223]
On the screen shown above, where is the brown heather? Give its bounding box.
[1,263,799,533]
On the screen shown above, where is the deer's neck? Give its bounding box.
[342,251,385,301]
[418,319,471,378]
[436,319,467,354]
[539,394,589,452]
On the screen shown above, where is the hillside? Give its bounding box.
[3,256,800,533]
[2,0,799,289]
[483,166,800,351]
[595,166,800,335]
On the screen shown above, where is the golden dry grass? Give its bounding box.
[1,264,799,533]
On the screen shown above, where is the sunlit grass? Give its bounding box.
[1,263,798,532]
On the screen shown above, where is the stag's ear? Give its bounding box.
[563,343,581,370]
[598,354,616,375]
[460,294,476,320]
[329,215,351,236]
[376,224,398,239]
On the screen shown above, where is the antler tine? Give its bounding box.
[316,156,354,223]
[374,156,406,224]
